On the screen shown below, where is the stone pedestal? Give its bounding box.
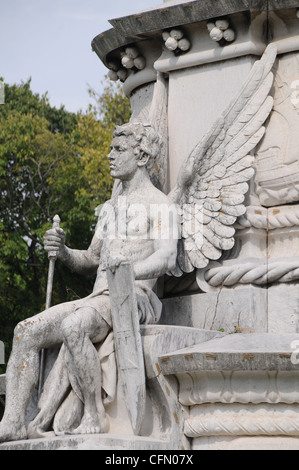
[158,333,299,450]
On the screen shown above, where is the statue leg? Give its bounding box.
[0,301,77,443]
[27,344,70,439]
[60,298,111,435]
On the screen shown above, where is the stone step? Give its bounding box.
[158,333,299,374]
[0,433,174,451]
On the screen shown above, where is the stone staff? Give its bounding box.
[38,214,61,397]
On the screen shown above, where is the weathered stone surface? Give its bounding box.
[268,284,299,334]
[177,370,299,406]
[0,117,178,442]
[141,326,224,449]
[92,0,299,69]
[158,333,299,374]
[193,435,299,451]
[141,325,224,379]
[0,376,5,395]
[0,434,173,451]
[157,331,299,449]
[108,0,297,37]
[161,286,268,333]
[186,403,299,438]
[4,0,299,452]
[91,0,299,453]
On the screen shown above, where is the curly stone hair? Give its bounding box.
[113,121,162,171]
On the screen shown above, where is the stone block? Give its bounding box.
[192,435,299,450]
[161,286,268,333]
[168,56,256,187]
[0,434,174,451]
[268,284,299,334]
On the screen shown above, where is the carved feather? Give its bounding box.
[169,44,277,274]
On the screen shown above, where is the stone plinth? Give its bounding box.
[158,333,299,450]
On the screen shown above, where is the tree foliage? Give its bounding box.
[0,77,131,375]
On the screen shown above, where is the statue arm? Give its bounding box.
[58,233,102,276]
[133,238,177,281]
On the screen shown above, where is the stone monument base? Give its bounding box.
[0,434,175,451]
[193,436,299,451]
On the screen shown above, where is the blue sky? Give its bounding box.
[0,0,160,113]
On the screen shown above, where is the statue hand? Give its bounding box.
[108,254,130,274]
[44,227,66,258]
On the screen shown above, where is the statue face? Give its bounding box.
[108,134,142,181]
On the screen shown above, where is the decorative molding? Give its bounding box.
[201,258,299,288]
[176,371,299,406]
[198,204,299,289]
[154,40,265,74]
[236,205,299,231]
[185,403,299,437]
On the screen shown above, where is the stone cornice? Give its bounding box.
[159,333,299,374]
[91,0,299,67]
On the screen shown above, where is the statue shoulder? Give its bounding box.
[147,184,173,206]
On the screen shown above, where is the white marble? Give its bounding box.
[3,0,299,451]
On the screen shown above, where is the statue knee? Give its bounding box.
[61,314,83,350]
[13,322,24,341]
[13,320,38,349]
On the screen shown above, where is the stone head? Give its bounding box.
[108,121,161,180]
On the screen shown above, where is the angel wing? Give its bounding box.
[169,44,277,277]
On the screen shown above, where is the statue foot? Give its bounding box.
[27,421,55,440]
[0,421,27,443]
[68,412,109,435]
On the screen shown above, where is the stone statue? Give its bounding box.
[0,121,178,443]
[0,45,277,443]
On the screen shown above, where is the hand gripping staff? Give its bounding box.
[38,215,61,397]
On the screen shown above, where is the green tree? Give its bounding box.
[1,78,78,134]
[88,77,131,128]
[0,92,79,375]
[0,77,131,380]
